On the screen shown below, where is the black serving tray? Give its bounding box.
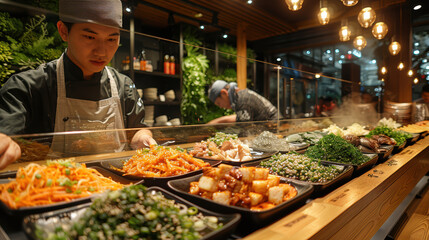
[251,142,309,154]
[376,145,394,163]
[167,174,313,234]
[99,156,221,188]
[393,141,407,154]
[191,150,277,166]
[241,159,354,196]
[0,167,136,217]
[320,153,378,177]
[22,187,241,240]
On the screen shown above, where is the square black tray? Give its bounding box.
[22,187,241,240]
[191,150,277,166]
[167,173,313,234]
[320,153,378,177]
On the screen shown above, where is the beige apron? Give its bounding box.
[51,54,126,155]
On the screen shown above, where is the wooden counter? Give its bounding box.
[244,137,429,240]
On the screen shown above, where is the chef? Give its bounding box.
[0,0,156,169]
[207,80,280,123]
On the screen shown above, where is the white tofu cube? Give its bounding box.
[254,168,269,180]
[198,176,218,192]
[252,180,268,194]
[249,192,264,206]
[212,191,231,205]
[240,167,254,183]
[268,186,285,205]
[218,164,233,176]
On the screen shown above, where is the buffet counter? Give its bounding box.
[246,136,429,240]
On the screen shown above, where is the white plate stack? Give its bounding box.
[165,90,175,101]
[144,105,154,127]
[143,88,157,101]
[168,118,181,126]
[155,115,168,126]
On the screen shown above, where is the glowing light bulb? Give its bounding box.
[408,70,413,77]
[381,66,387,75]
[389,41,401,55]
[414,78,419,84]
[285,0,304,11]
[397,62,404,70]
[342,0,358,6]
[339,26,351,41]
[318,7,330,25]
[315,74,321,78]
[353,36,367,50]
[372,22,388,40]
[358,7,376,28]
[381,78,385,82]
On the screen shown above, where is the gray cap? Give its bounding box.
[208,80,228,103]
[59,0,123,28]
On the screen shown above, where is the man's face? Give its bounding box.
[214,90,232,109]
[59,22,120,79]
[422,92,429,103]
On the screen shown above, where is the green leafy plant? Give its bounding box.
[181,27,210,124]
[218,43,256,64]
[0,11,65,86]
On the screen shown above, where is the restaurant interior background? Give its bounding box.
[1,0,429,125]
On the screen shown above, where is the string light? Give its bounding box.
[389,41,401,55]
[357,7,376,28]
[353,36,367,50]
[380,66,387,75]
[318,7,330,25]
[414,78,419,84]
[397,62,404,70]
[285,0,304,11]
[339,26,351,41]
[408,70,413,77]
[342,0,358,6]
[372,22,388,39]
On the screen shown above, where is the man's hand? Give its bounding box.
[131,129,157,149]
[0,133,21,170]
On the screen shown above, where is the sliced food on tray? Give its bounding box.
[305,134,370,165]
[285,131,326,145]
[33,185,226,240]
[114,145,210,177]
[0,160,124,209]
[343,134,392,154]
[189,132,252,162]
[366,126,411,146]
[189,164,298,211]
[398,124,429,133]
[259,153,344,183]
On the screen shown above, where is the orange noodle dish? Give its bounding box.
[117,145,210,177]
[189,164,298,211]
[0,160,124,209]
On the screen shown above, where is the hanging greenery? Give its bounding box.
[0,11,65,86]
[181,27,210,124]
[218,43,256,64]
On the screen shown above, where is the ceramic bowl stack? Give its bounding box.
[144,105,154,127]
[143,88,157,101]
[168,118,181,126]
[155,115,168,126]
[137,89,143,98]
[165,90,175,101]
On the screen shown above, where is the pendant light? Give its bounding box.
[339,19,351,41]
[389,41,401,55]
[380,66,387,75]
[407,70,413,77]
[414,78,419,84]
[353,36,367,50]
[285,0,304,11]
[317,0,330,25]
[397,62,404,71]
[372,22,388,39]
[358,7,376,28]
[342,0,358,6]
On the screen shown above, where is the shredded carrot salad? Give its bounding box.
[0,160,124,209]
[119,145,210,177]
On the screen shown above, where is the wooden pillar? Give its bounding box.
[384,5,412,103]
[237,22,247,89]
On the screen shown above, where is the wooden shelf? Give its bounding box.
[122,70,180,79]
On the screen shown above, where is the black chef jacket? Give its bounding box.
[0,53,146,135]
[233,89,279,122]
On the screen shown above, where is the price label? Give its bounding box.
[327,188,350,206]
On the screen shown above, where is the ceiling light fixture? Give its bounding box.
[247,0,253,4]
[199,24,205,30]
[358,7,376,28]
[317,0,330,25]
[414,77,419,84]
[125,7,132,13]
[389,41,401,55]
[397,62,404,70]
[408,70,413,77]
[285,0,304,11]
[222,33,228,39]
[413,5,422,11]
[315,74,321,78]
[372,22,388,39]
[353,36,367,50]
[342,0,358,6]
[380,66,387,75]
[194,13,203,18]
[339,19,351,41]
